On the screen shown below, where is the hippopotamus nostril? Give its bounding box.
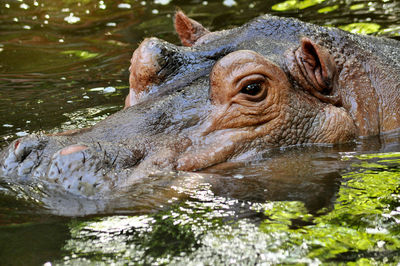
[13,136,46,163]
[0,136,50,177]
[14,139,20,150]
[14,140,31,162]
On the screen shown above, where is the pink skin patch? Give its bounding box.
[59,144,88,156]
[14,140,20,150]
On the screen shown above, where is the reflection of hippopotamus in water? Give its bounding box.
[1,12,399,197]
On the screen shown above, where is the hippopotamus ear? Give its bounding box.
[174,11,210,47]
[290,37,340,105]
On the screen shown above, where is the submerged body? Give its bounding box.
[0,12,399,197]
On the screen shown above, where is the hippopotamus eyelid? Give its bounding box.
[235,74,267,90]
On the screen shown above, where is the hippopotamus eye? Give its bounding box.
[241,83,262,96]
[236,74,268,102]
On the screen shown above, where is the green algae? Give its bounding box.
[61,50,99,60]
[259,152,400,263]
[350,3,366,10]
[59,153,400,264]
[318,5,339,13]
[272,0,326,11]
[339,23,381,35]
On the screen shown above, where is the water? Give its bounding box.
[1,0,400,264]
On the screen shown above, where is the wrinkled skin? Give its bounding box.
[1,12,399,198]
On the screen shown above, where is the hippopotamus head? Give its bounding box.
[1,12,399,197]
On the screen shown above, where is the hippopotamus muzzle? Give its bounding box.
[1,135,142,195]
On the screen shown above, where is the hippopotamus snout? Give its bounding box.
[0,136,145,196]
[0,136,48,178]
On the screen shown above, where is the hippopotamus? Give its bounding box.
[1,12,399,197]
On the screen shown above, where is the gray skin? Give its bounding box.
[0,13,399,198]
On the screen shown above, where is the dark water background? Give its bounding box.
[0,0,400,265]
